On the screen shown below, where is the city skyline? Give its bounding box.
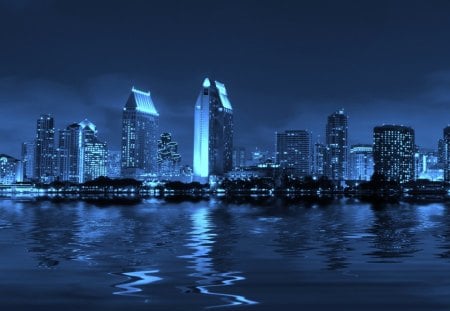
[3,1,450,162]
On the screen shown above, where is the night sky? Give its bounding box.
[2,0,450,163]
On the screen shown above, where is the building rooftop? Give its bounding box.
[125,87,159,116]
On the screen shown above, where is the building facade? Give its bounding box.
[276,130,312,177]
[107,150,121,178]
[21,140,35,181]
[121,87,159,179]
[58,123,83,182]
[157,132,181,178]
[232,147,246,169]
[34,114,55,183]
[0,154,22,184]
[325,109,348,181]
[313,142,326,177]
[193,78,233,180]
[349,144,374,181]
[443,126,450,181]
[373,125,415,183]
[58,119,107,183]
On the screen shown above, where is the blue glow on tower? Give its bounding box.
[193,78,234,180]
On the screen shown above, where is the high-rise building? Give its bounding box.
[438,138,446,165]
[313,142,326,177]
[193,78,233,180]
[58,119,107,183]
[21,140,35,181]
[157,132,181,178]
[276,130,312,177]
[415,148,443,181]
[0,154,22,184]
[325,109,348,181]
[107,150,121,178]
[83,140,108,182]
[443,126,450,181]
[349,144,374,181]
[232,147,246,168]
[373,125,415,183]
[121,87,159,179]
[34,114,55,183]
[58,123,83,183]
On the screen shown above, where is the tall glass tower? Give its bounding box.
[373,125,415,183]
[325,109,348,181]
[121,87,159,179]
[34,114,55,183]
[276,130,312,177]
[58,119,107,183]
[193,78,233,180]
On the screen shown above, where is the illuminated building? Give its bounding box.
[415,148,443,181]
[34,114,55,183]
[21,140,35,181]
[157,132,181,178]
[58,119,107,183]
[121,87,159,179]
[0,154,22,184]
[349,144,374,181]
[232,147,246,168]
[313,142,326,177]
[373,125,415,183]
[276,130,312,177]
[83,140,108,182]
[193,78,233,181]
[438,138,446,165]
[58,123,83,182]
[325,109,348,181]
[107,150,121,178]
[443,126,450,181]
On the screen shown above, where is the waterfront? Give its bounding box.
[1,198,450,310]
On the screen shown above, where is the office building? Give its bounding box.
[0,154,22,184]
[121,87,159,179]
[157,132,181,178]
[325,109,348,181]
[276,130,312,177]
[193,78,233,180]
[373,125,415,183]
[34,114,55,183]
[349,144,374,181]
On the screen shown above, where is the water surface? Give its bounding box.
[1,197,450,310]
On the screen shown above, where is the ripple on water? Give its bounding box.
[113,270,162,297]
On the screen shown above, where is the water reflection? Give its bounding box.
[366,204,421,262]
[179,207,258,308]
[113,270,162,297]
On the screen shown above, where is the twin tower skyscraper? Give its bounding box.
[120,78,233,181]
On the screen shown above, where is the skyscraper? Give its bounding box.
[107,150,121,178]
[157,132,181,178]
[21,140,35,181]
[58,119,107,183]
[276,130,312,177]
[313,142,326,177]
[34,114,55,183]
[443,126,450,181]
[349,144,374,181]
[193,78,233,180]
[121,87,159,179]
[325,109,348,181]
[373,125,415,183]
[58,123,83,183]
[0,154,22,184]
[232,147,246,168]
